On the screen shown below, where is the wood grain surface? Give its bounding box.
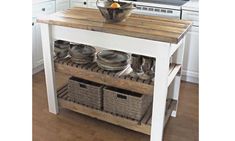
[37,7,192,43]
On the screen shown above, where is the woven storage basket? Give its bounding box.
[103,87,152,120]
[68,76,103,110]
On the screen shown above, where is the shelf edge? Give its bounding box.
[168,64,181,86]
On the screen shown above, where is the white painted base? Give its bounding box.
[41,24,59,114]
[182,70,198,84]
[40,24,187,141]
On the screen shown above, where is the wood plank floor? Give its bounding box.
[33,71,198,141]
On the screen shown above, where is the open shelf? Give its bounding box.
[168,64,181,86]
[54,57,181,95]
[57,85,177,135]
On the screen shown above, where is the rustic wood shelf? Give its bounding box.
[57,85,177,135]
[54,57,181,95]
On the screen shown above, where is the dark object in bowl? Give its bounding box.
[97,50,130,64]
[55,51,68,58]
[96,50,130,71]
[54,40,70,49]
[69,43,96,64]
[96,0,135,23]
[69,44,96,58]
[54,47,68,58]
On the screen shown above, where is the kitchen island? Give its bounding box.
[37,7,191,141]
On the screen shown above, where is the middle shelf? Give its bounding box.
[54,57,181,95]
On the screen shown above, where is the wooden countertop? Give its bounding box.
[37,7,192,43]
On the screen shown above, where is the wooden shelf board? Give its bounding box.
[57,85,177,135]
[168,64,181,86]
[54,57,179,95]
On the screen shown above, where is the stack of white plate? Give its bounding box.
[69,44,96,64]
[97,50,130,71]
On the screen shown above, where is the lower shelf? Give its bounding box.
[57,85,177,135]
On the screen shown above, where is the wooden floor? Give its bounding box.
[33,71,198,141]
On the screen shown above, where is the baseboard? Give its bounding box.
[33,63,44,74]
[181,70,199,84]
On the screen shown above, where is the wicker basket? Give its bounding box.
[68,76,103,110]
[103,86,152,120]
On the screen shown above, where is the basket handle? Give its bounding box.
[79,84,87,89]
[117,94,127,99]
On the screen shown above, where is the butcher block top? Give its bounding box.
[37,7,192,44]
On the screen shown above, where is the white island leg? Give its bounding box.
[170,37,186,117]
[151,49,170,141]
[40,23,59,114]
